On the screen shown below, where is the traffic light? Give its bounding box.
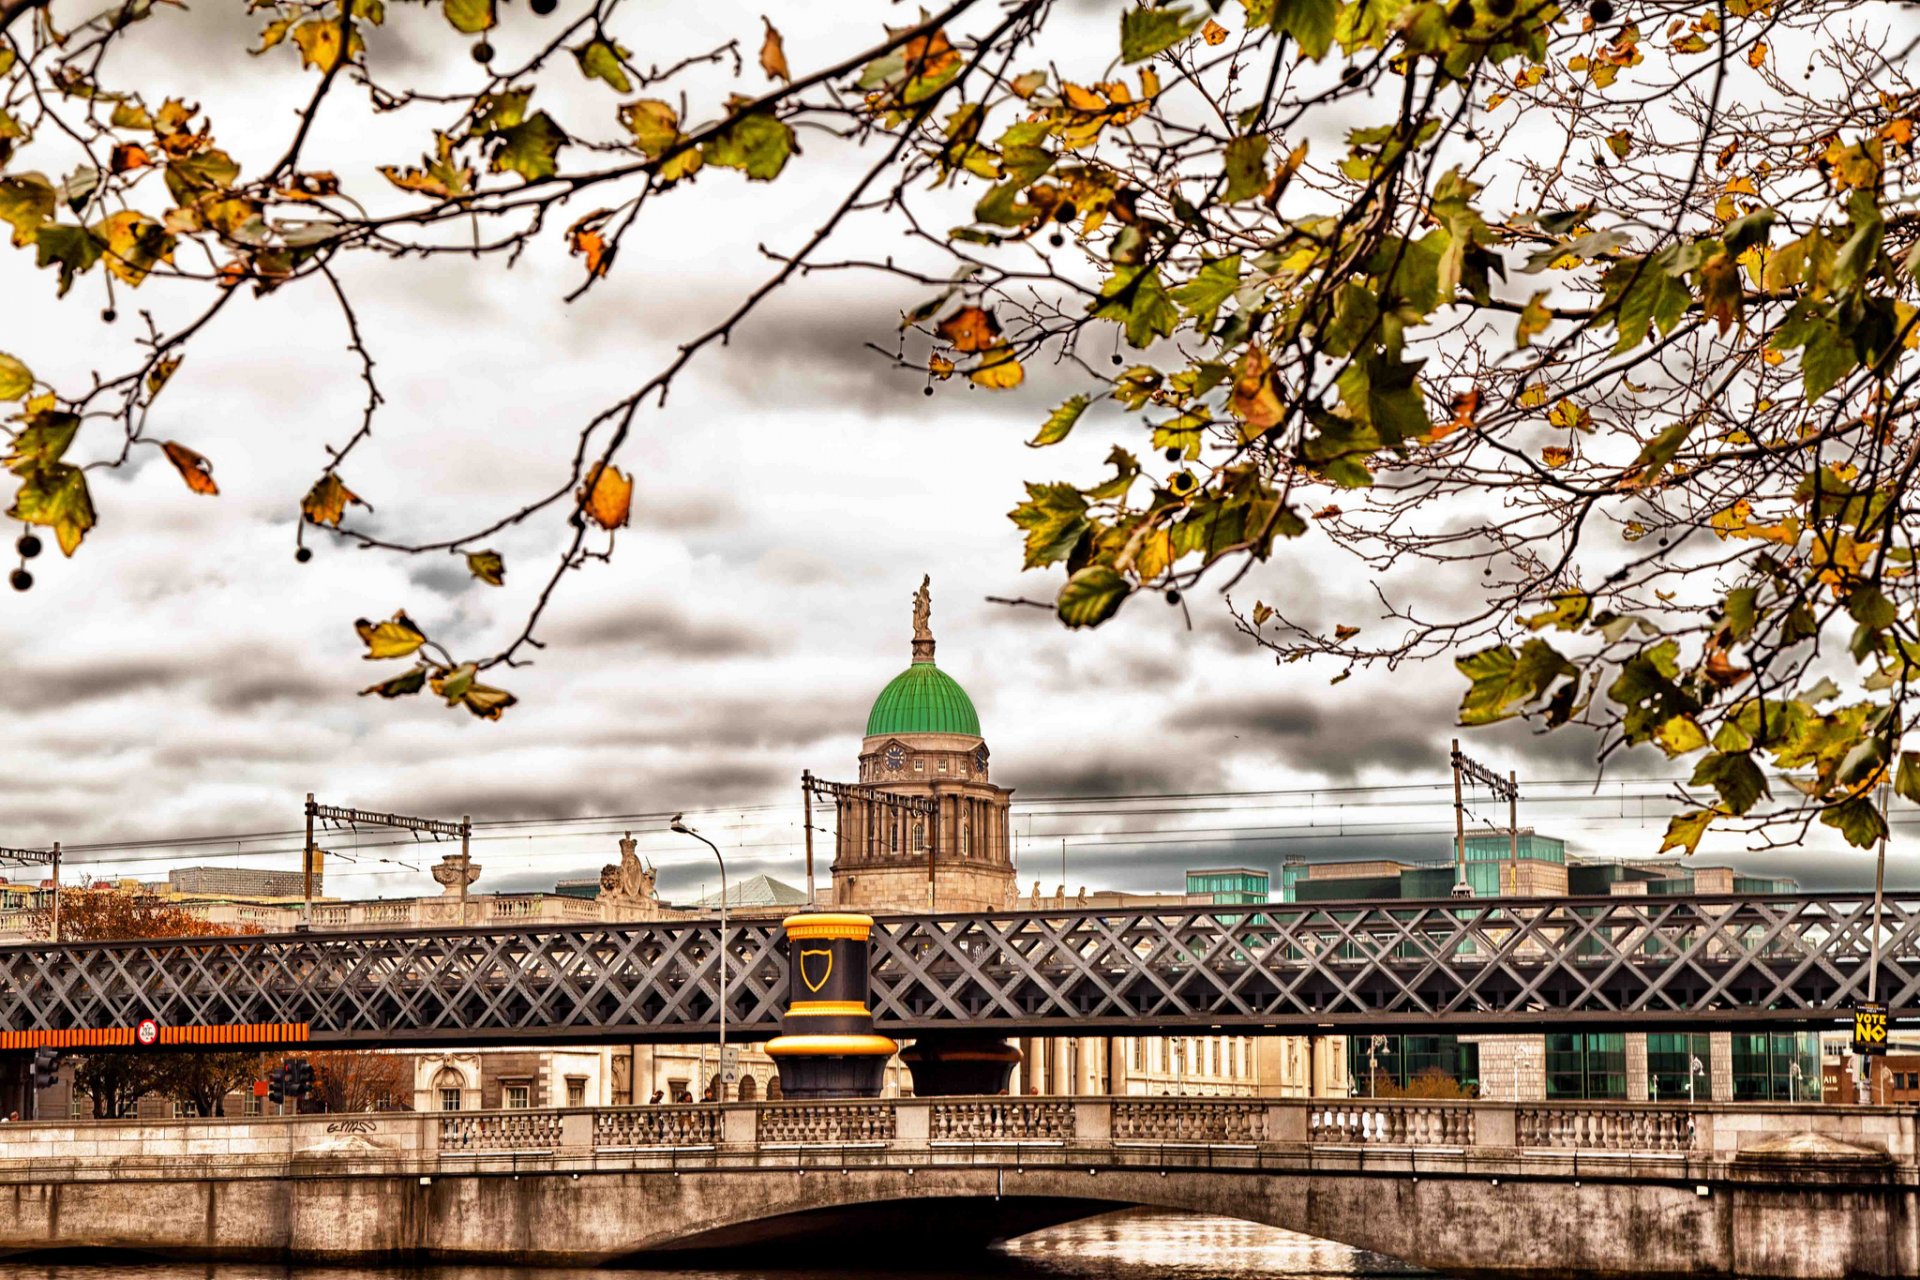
[266,1065,287,1106]
[285,1058,314,1101]
[29,1048,59,1091]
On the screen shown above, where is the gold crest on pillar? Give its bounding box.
[830,577,1016,914]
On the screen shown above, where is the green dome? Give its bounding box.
[865,662,981,737]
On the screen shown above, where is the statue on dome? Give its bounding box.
[912,575,933,640]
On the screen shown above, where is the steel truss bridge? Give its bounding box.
[0,893,1911,1048]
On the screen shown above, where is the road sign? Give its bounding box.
[721,1046,741,1083]
[134,1018,159,1047]
[1854,1002,1889,1055]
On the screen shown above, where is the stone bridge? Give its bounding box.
[0,1097,1914,1278]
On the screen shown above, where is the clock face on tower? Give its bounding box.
[885,744,906,772]
[973,744,989,776]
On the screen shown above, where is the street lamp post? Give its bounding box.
[1688,1055,1704,1106]
[1367,1035,1390,1098]
[1790,1061,1803,1105]
[671,815,728,1100]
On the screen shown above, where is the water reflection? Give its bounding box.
[0,1210,1438,1280]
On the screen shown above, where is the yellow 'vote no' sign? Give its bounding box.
[1855,1002,1889,1055]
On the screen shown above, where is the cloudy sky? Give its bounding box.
[2,0,1907,900]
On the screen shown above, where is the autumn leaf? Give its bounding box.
[110,142,151,174]
[0,352,31,401]
[1542,445,1573,468]
[1200,18,1229,45]
[465,549,505,586]
[301,472,364,527]
[431,663,518,719]
[161,441,218,495]
[8,461,94,555]
[566,210,613,277]
[1334,624,1362,641]
[1699,251,1741,333]
[147,355,183,397]
[1436,388,1481,439]
[576,39,632,93]
[379,134,474,200]
[489,113,568,183]
[970,342,1025,389]
[1516,291,1552,346]
[937,305,1001,353]
[1747,40,1767,69]
[620,99,680,157]
[759,17,791,83]
[442,0,494,34]
[701,103,796,181]
[360,667,428,699]
[928,353,955,381]
[290,17,358,71]
[95,210,173,286]
[578,461,633,529]
[1229,344,1281,430]
[355,611,428,660]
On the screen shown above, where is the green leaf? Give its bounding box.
[1009,481,1090,568]
[1689,750,1768,815]
[32,225,103,296]
[465,549,505,586]
[1654,715,1709,755]
[1271,0,1337,58]
[1223,136,1268,203]
[1120,5,1203,63]
[5,410,79,473]
[1659,809,1715,855]
[0,352,31,401]
[1170,256,1242,329]
[0,173,55,248]
[1455,638,1575,726]
[1821,795,1887,849]
[1057,565,1130,628]
[575,39,632,93]
[1029,396,1090,448]
[702,111,796,181]
[1896,752,1920,806]
[8,461,94,555]
[1722,209,1777,256]
[442,0,494,34]
[1092,266,1179,349]
[490,113,567,182]
[1603,254,1690,353]
[360,667,429,699]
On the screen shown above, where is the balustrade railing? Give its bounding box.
[756,1102,896,1144]
[438,1111,563,1152]
[1310,1102,1475,1145]
[931,1099,1075,1141]
[592,1106,719,1148]
[1112,1100,1265,1143]
[1518,1105,1696,1152]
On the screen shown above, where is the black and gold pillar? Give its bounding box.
[899,1033,1022,1096]
[765,913,897,1099]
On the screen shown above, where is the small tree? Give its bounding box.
[28,886,260,1118]
[1379,1066,1477,1101]
[310,1049,412,1113]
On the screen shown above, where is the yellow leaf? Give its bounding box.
[969,342,1025,390]
[291,17,353,72]
[1518,383,1548,409]
[928,353,954,381]
[160,441,218,496]
[430,664,518,719]
[1723,174,1757,195]
[465,549,505,586]
[578,461,633,529]
[301,472,363,527]
[95,210,173,287]
[1883,118,1915,147]
[147,355,182,397]
[1200,18,1229,45]
[355,611,427,660]
[1541,445,1573,468]
[1230,344,1282,430]
[759,17,790,83]
[1547,398,1592,431]
[1516,291,1552,346]
[937,305,1001,353]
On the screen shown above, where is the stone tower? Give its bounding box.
[830,577,1017,913]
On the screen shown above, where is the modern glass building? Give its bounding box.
[1186,868,1270,905]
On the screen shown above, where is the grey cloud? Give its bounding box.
[8,656,194,714]
[551,599,774,658]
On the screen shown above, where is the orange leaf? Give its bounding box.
[1437,387,1482,438]
[1882,118,1915,147]
[161,441,218,496]
[759,17,791,83]
[301,472,363,527]
[1747,40,1766,69]
[937,305,1001,353]
[110,142,151,174]
[928,353,954,381]
[1200,18,1229,45]
[566,212,613,277]
[1542,445,1573,468]
[578,462,633,529]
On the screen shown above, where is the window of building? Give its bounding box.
[1730,1031,1821,1101]
[1646,1032,1713,1102]
[1132,1039,1145,1071]
[960,822,970,856]
[565,1077,587,1109]
[913,759,924,771]
[433,1066,465,1112]
[504,1082,532,1109]
[243,1091,262,1117]
[1545,1033,1627,1100]
[938,759,948,772]
[912,820,926,850]
[439,1088,461,1112]
[889,823,899,853]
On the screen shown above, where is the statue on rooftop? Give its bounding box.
[599,831,657,902]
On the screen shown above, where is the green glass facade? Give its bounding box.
[864,662,981,737]
[1645,1032,1713,1102]
[1186,869,1270,905]
[1347,1035,1480,1095]
[1730,1031,1823,1101]
[1546,1033,1627,1099]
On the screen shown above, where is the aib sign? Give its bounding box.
[134,1018,160,1047]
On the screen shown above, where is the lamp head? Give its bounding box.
[670,814,691,835]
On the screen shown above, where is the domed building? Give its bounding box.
[831,577,1017,914]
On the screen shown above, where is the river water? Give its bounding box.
[0,1211,1439,1279]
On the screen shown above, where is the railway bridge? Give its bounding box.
[0,1096,1912,1277]
[0,891,1913,1048]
